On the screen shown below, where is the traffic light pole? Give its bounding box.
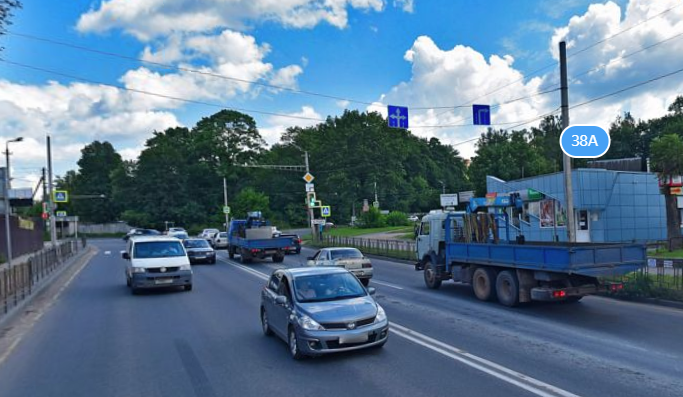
[223,177,229,232]
[305,151,317,242]
[47,135,59,256]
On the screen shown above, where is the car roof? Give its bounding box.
[324,247,360,252]
[280,267,349,278]
[184,238,208,242]
[130,235,182,243]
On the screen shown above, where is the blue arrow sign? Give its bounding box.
[388,105,409,129]
[473,104,491,126]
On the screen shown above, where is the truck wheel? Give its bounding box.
[360,278,370,287]
[423,260,442,289]
[472,267,497,301]
[240,249,251,263]
[272,253,285,263]
[495,270,519,307]
[228,247,235,259]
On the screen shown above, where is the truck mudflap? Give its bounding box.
[531,282,624,301]
[415,261,424,271]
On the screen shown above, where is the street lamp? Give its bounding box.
[4,137,24,268]
[437,180,446,195]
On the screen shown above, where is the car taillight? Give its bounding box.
[362,263,372,268]
[610,283,624,291]
[251,249,259,253]
[296,239,302,244]
[552,290,566,298]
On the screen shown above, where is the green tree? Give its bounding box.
[0,1,21,51]
[231,188,270,219]
[71,141,123,223]
[650,134,683,249]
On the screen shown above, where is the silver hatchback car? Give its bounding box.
[260,267,389,359]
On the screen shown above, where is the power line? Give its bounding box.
[570,65,683,110]
[0,59,328,123]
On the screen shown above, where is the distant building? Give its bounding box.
[486,168,671,243]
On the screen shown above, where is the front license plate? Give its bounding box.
[195,256,205,259]
[339,333,368,344]
[154,278,174,285]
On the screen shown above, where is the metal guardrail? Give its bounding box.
[0,239,85,318]
[321,235,416,261]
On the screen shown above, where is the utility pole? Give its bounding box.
[47,135,59,254]
[223,177,229,232]
[374,181,378,208]
[305,151,316,242]
[560,41,576,243]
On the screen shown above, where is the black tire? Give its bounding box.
[472,267,498,301]
[184,284,193,292]
[211,258,217,264]
[296,248,301,255]
[495,270,520,307]
[272,253,285,263]
[126,275,131,287]
[288,327,304,360]
[131,287,140,295]
[228,247,235,259]
[261,308,273,336]
[423,259,442,289]
[361,278,370,287]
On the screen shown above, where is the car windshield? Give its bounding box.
[330,248,363,260]
[134,241,185,258]
[183,239,210,248]
[218,232,227,237]
[293,273,366,303]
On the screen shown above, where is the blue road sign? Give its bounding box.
[54,190,68,203]
[473,104,491,126]
[321,206,331,217]
[388,105,409,129]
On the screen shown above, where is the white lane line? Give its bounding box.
[371,280,404,290]
[225,258,581,397]
[390,323,580,397]
[104,251,111,255]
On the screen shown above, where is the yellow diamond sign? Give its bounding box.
[303,173,315,183]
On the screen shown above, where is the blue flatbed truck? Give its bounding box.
[415,197,646,306]
[227,213,295,264]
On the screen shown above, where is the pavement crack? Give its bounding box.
[174,339,218,397]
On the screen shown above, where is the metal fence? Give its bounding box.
[321,236,416,261]
[0,239,85,318]
[618,258,683,301]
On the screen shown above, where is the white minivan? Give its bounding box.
[123,235,193,294]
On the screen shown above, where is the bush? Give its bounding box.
[385,211,409,226]
[359,207,386,228]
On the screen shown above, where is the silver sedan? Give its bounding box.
[260,267,389,359]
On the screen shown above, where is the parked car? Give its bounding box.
[123,228,161,241]
[306,247,373,286]
[260,267,388,360]
[407,215,419,222]
[212,232,229,249]
[122,235,193,294]
[183,238,216,264]
[200,228,220,242]
[280,233,302,254]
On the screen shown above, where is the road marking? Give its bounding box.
[371,280,404,290]
[225,258,581,397]
[390,323,580,397]
[104,251,111,255]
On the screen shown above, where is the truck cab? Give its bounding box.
[416,210,466,264]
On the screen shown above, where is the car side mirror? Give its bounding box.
[367,287,376,295]
[275,296,288,305]
[306,256,314,260]
[306,260,315,267]
[122,252,130,260]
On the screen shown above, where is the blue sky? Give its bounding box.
[1,0,681,190]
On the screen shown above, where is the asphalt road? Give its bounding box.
[0,239,681,397]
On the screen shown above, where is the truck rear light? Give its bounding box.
[552,290,566,298]
[251,249,259,254]
[610,283,624,291]
[362,263,372,268]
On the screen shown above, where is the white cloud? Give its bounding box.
[259,106,323,145]
[269,65,304,90]
[77,0,387,40]
[393,0,414,13]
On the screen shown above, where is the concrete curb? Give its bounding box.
[0,245,97,330]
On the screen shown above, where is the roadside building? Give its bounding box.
[486,168,672,243]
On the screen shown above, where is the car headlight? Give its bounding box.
[375,305,387,323]
[298,314,324,331]
[131,267,146,274]
[179,264,192,271]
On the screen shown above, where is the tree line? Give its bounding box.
[49,98,683,243]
